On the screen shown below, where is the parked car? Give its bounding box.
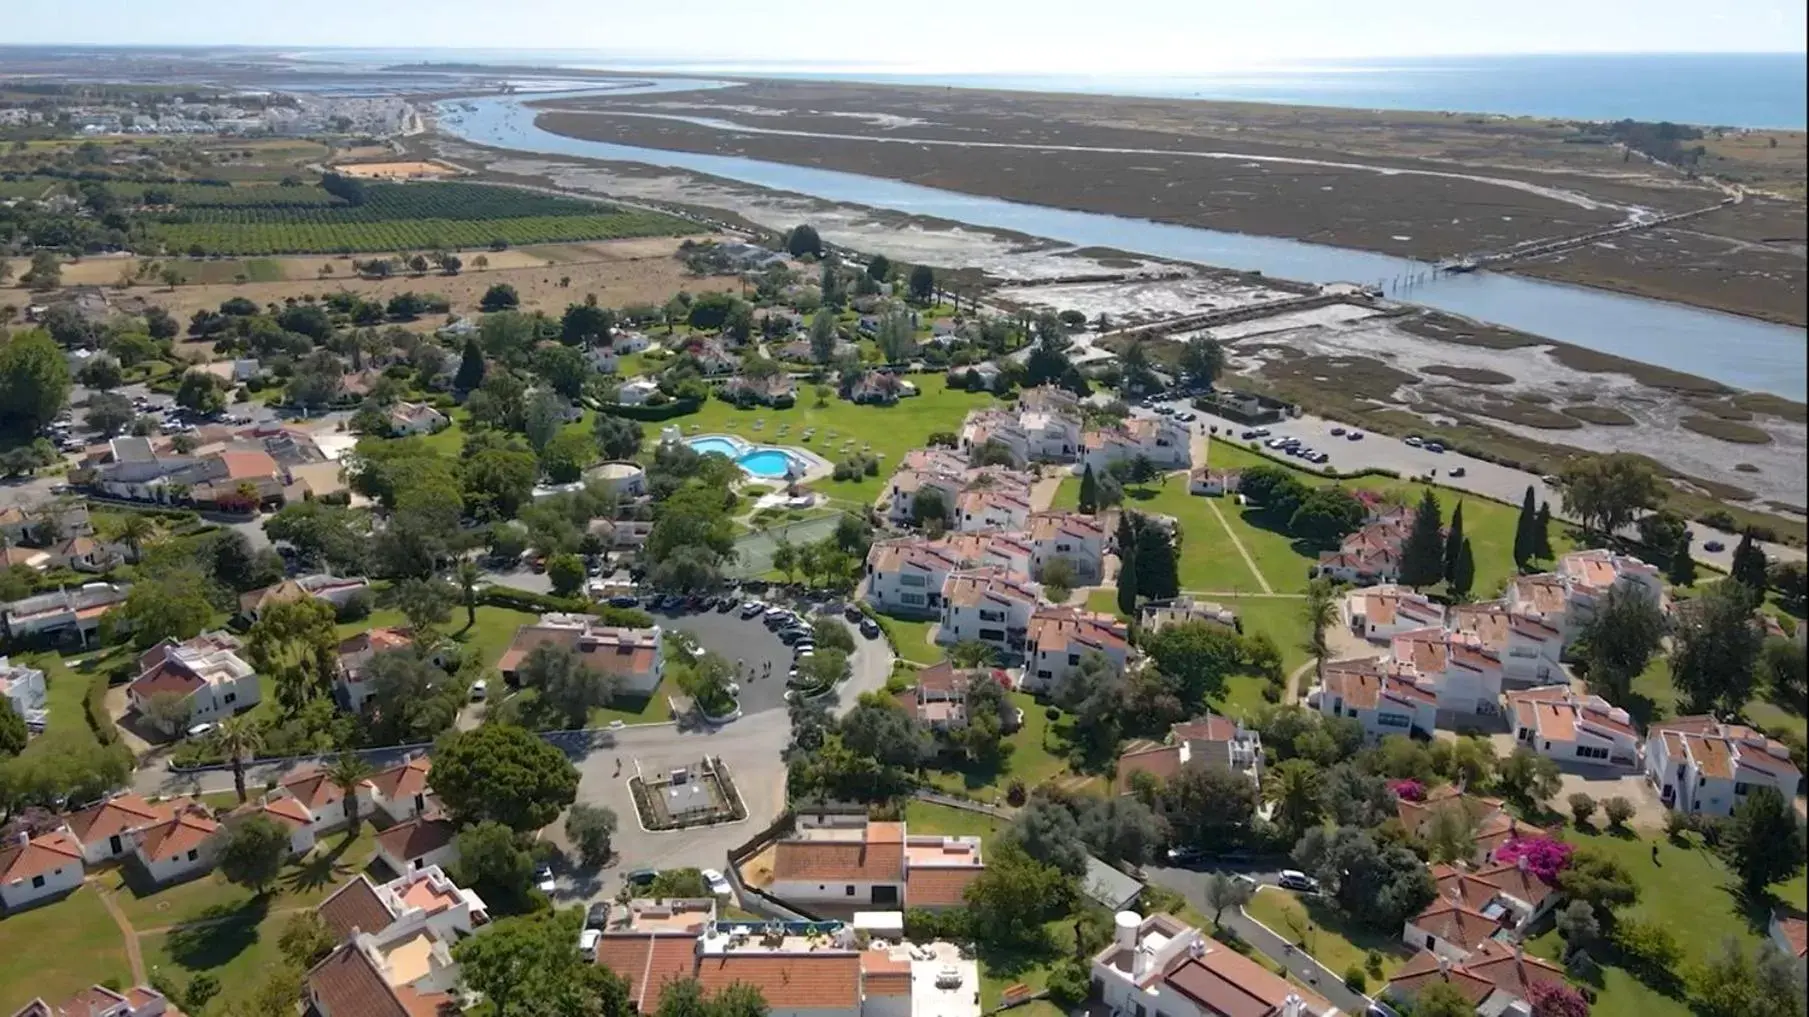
[716,598,737,613]
[586,902,610,930]
[625,868,658,886]
[1278,869,1320,892]
[579,928,601,960]
[1704,540,1726,552]
[469,679,487,702]
[702,868,732,896]
[1347,431,1364,440]
[859,617,882,639]
[1404,435,1423,447]
[844,604,865,623]
[1330,426,1345,436]
[1449,466,1466,478]
[1240,430,1259,439]
[186,722,216,740]
[535,865,556,894]
[740,601,766,618]
[1425,441,1445,453]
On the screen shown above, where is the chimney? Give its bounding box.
[1437,955,1450,976]
[13,831,28,847]
[1516,853,1529,873]
[1515,943,1525,962]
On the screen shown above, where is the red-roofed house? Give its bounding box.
[1092,910,1336,1017]
[64,793,175,865]
[1644,715,1804,816]
[1023,607,1132,694]
[1386,940,1569,1016]
[1314,658,1437,739]
[131,805,223,886]
[0,828,84,911]
[366,757,435,826]
[7,983,182,1017]
[1344,585,1446,642]
[864,538,962,616]
[126,631,260,734]
[494,615,663,694]
[1507,686,1639,767]
[1770,907,1807,960]
[937,568,1041,656]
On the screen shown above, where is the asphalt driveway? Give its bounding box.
[659,604,799,716]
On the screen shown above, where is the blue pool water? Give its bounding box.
[686,436,796,478]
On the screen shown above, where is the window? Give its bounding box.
[1068,654,1080,666]
[1378,713,1410,728]
[31,875,44,889]
[1425,935,1436,949]
[1734,782,1751,796]
[223,692,236,705]
[901,592,925,606]
[187,849,198,861]
[979,609,1004,623]
[1575,745,1609,761]
[979,628,1004,642]
[1037,670,1053,680]
[846,886,856,896]
[900,574,926,588]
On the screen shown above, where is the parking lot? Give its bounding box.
[656,601,801,716]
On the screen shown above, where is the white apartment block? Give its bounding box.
[865,539,963,616]
[954,486,1032,533]
[1390,627,1503,718]
[1023,608,1132,694]
[1645,717,1804,817]
[940,530,1035,577]
[1448,602,1564,684]
[0,655,49,729]
[1344,586,1446,643]
[937,569,1042,656]
[1314,658,1438,740]
[1079,415,1192,475]
[1026,510,1107,583]
[1506,687,1640,767]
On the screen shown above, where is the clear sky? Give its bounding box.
[7,0,1806,73]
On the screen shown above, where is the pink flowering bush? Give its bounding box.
[1496,836,1576,884]
[1389,779,1426,802]
[1528,981,1590,1017]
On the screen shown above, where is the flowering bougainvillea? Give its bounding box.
[1529,980,1590,1017]
[1389,779,1427,802]
[1496,836,1576,884]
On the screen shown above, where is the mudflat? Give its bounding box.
[531,79,1806,324]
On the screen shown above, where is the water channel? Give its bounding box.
[436,82,1806,399]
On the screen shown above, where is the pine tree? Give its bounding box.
[1078,464,1100,515]
[1443,501,1466,583]
[1534,503,1554,559]
[1513,486,1537,567]
[1451,538,1476,600]
[1399,490,1445,589]
[1730,530,1769,593]
[453,336,485,392]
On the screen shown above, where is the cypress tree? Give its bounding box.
[1534,503,1554,559]
[453,336,486,392]
[1512,485,1537,568]
[1666,533,1697,587]
[1730,530,1769,593]
[1116,534,1140,618]
[1078,464,1100,515]
[1451,538,1476,600]
[1443,501,1466,583]
[1399,490,1445,589]
[1136,523,1180,600]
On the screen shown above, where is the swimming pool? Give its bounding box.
[686,435,800,479]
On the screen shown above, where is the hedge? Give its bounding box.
[476,585,654,628]
[84,672,119,747]
[593,398,702,422]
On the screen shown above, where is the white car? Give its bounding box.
[535,865,556,895]
[1278,869,1320,892]
[701,868,732,896]
[469,679,487,702]
[579,928,601,960]
[186,722,216,739]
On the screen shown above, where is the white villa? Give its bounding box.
[126,632,261,733]
[1506,686,1640,767]
[1644,716,1803,816]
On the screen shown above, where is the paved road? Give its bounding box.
[1141,397,1803,570]
[1145,865,1372,1016]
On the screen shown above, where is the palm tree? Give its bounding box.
[117,514,155,561]
[1301,578,1339,689]
[1262,759,1325,840]
[325,752,376,828]
[454,559,483,630]
[212,716,264,804]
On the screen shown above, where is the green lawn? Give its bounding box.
[875,615,945,666]
[109,822,380,929]
[640,376,998,504]
[587,689,675,727]
[922,692,1077,801]
[1084,589,1299,720]
[1629,655,1806,743]
[1522,822,1809,1017]
[21,650,105,755]
[0,885,133,1015]
[903,799,1006,844]
[1244,887,1413,984]
[139,905,290,1007]
[337,605,541,671]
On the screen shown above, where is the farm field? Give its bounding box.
[27,236,732,325]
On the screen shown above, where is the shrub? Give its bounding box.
[1044,706,1061,721]
[1365,950,1384,979]
[1006,780,1027,806]
[1045,960,1090,1007]
[1569,793,1597,826]
[335,589,373,622]
[1343,965,1367,992]
[84,673,118,747]
[1388,778,1426,801]
[1612,916,1683,978]
[1603,796,1636,830]
[1664,809,1696,839]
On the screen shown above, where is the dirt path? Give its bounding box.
[1029,474,1064,513]
[1204,499,1274,594]
[1285,660,1314,705]
[96,886,147,985]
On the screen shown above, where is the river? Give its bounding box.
[435,83,1807,399]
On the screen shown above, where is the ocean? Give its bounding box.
[304,49,1808,128]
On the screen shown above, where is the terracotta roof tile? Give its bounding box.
[318,876,397,941]
[696,953,861,1010]
[771,837,903,883]
[136,812,220,863]
[375,816,457,867]
[595,933,700,1012]
[906,865,983,907]
[0,829,82,885]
